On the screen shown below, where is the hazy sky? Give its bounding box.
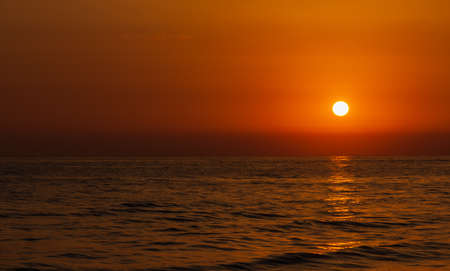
[1,1,449,155]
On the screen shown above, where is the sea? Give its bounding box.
[0,157,449,271]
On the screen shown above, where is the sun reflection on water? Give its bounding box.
[318,241,361,252]
[321,156,362,251]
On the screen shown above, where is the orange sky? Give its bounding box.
[1,1,449,155]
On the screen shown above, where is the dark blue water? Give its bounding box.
[0,157,449,270]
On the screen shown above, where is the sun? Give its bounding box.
[333,101,349,117]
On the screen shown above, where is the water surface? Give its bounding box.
[0,157,449,270]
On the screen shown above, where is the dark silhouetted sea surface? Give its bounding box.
[0,157,449,270]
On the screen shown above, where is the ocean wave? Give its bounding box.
[145,242,450,271]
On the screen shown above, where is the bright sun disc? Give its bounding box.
[333,101,349,116]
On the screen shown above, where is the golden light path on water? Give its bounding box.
[318,156,361,252]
